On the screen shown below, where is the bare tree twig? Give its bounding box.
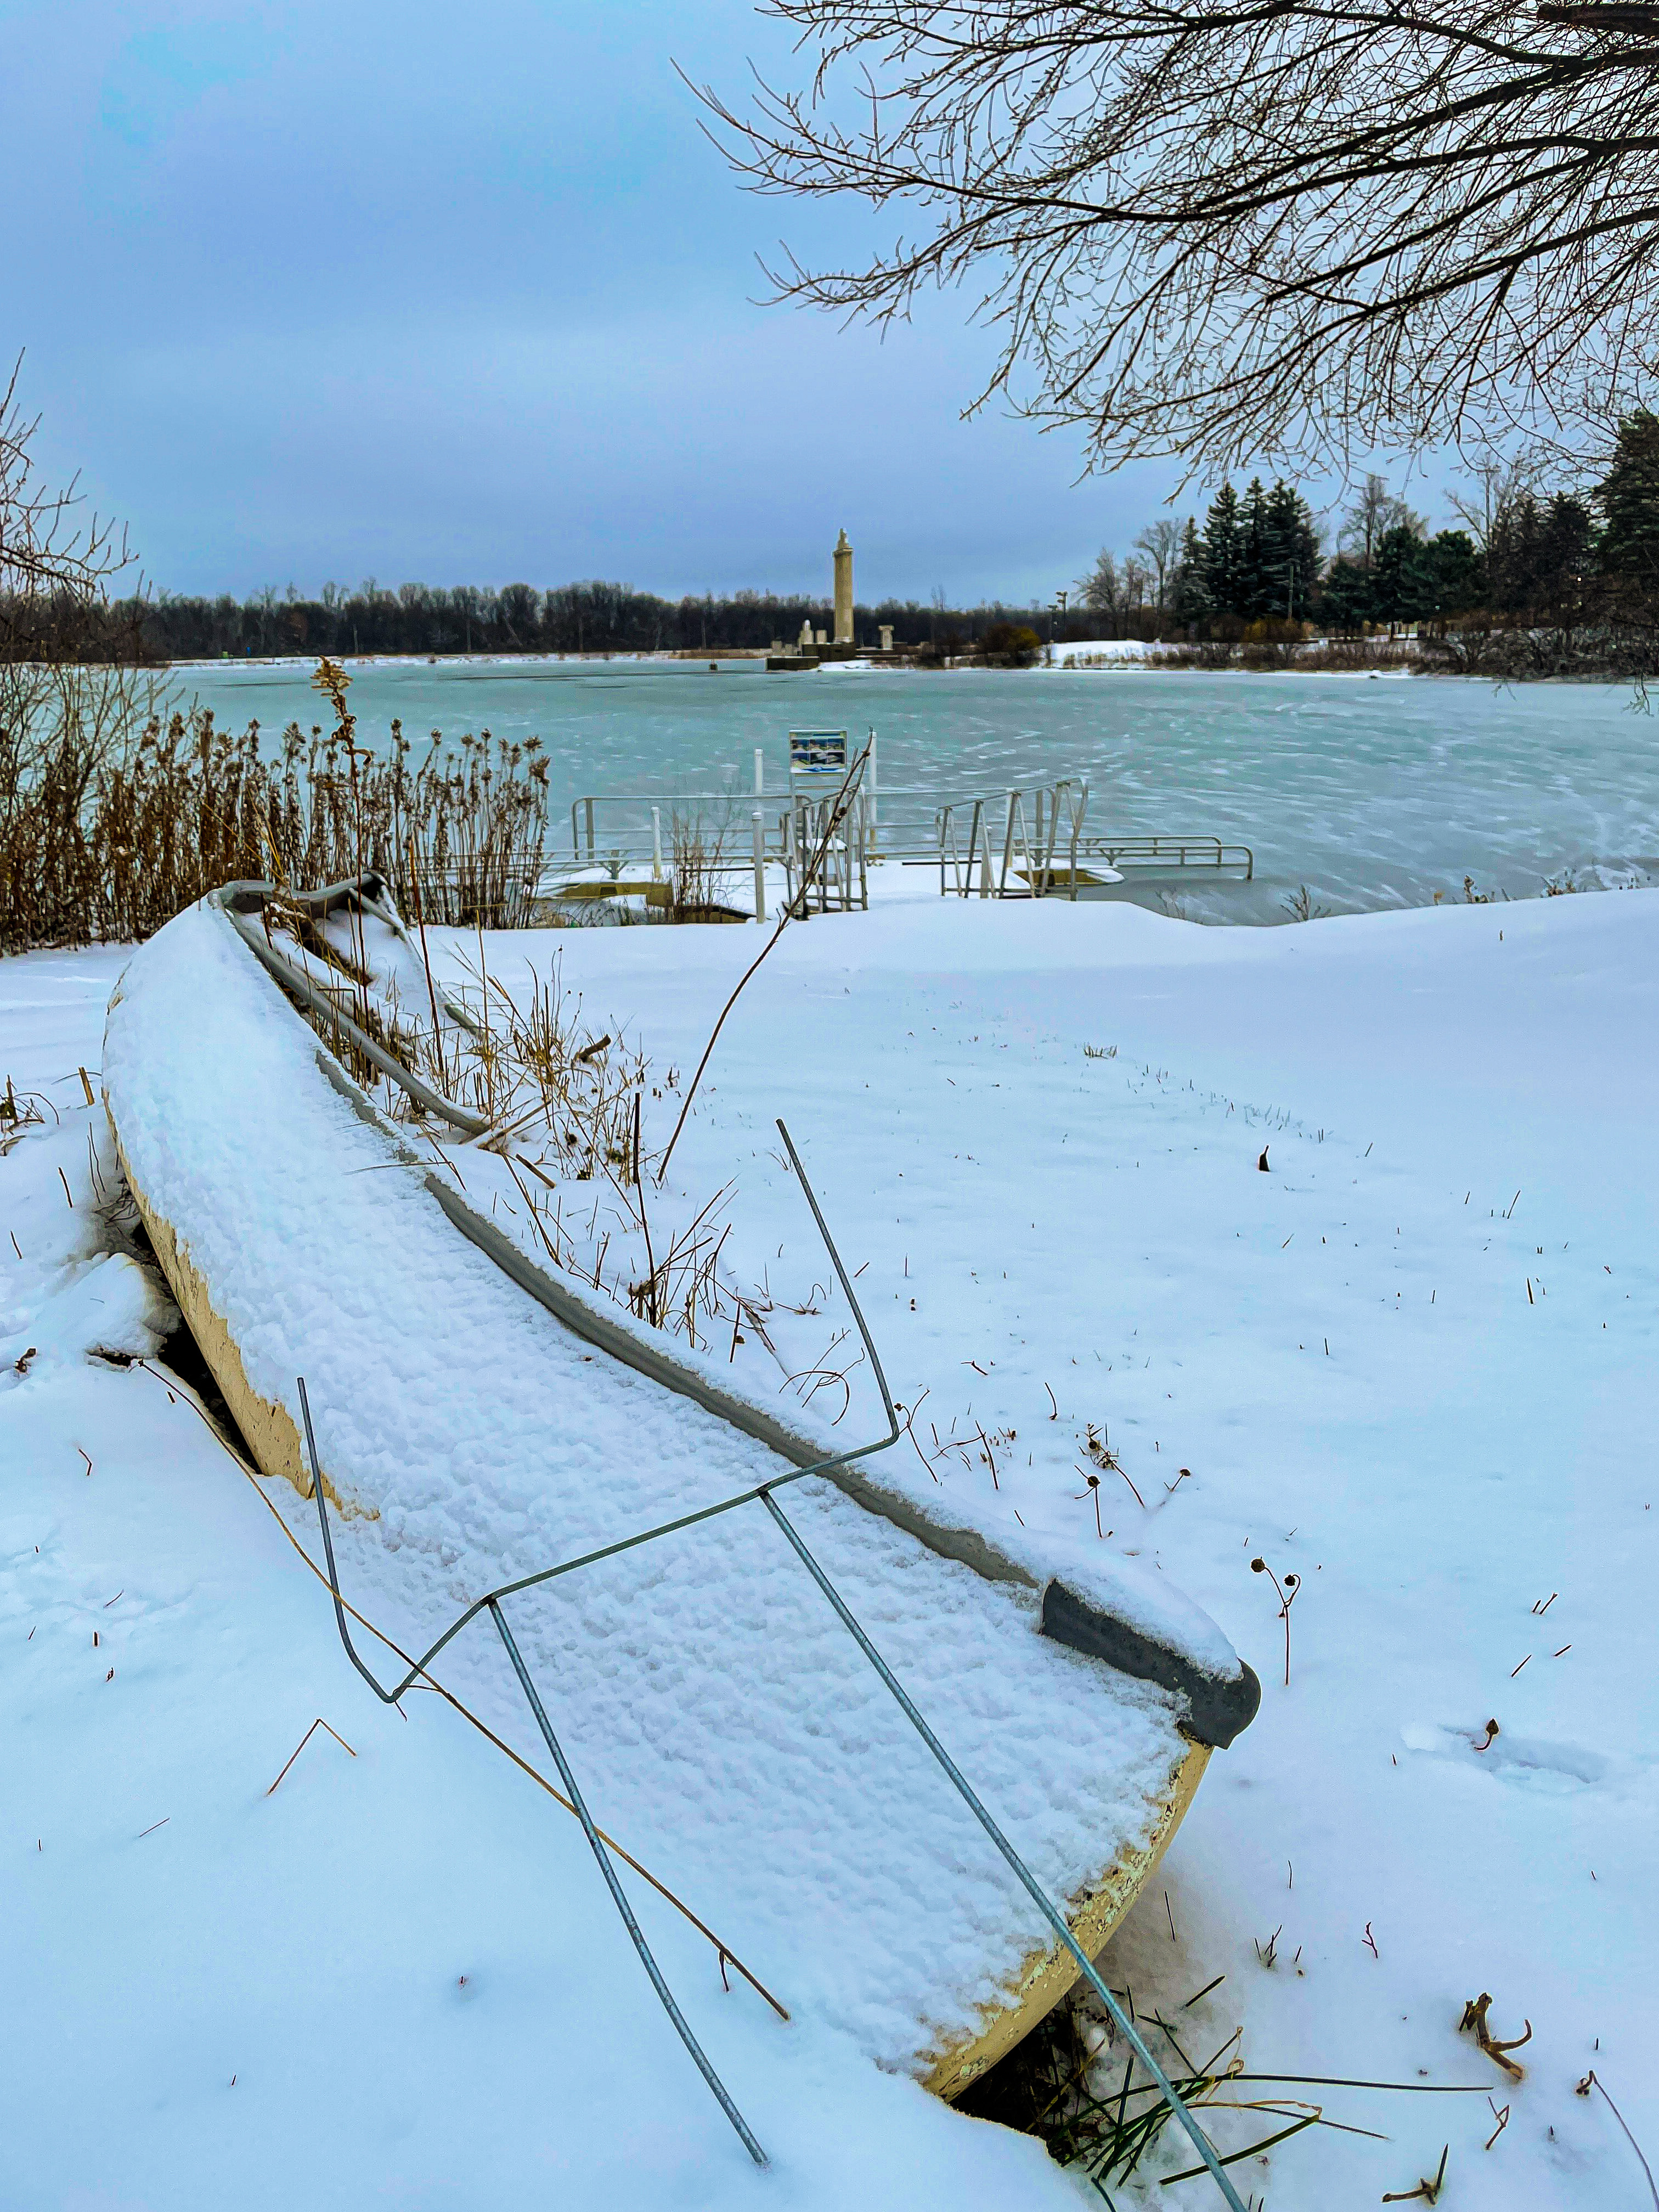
[688,4,1659,471]
[656,744,870,1183]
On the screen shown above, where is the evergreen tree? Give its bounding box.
[1491,490,1596,621]
[1596,410,1659,588]
[1537,494,1595,628]
[1372,522,1432,628]
[1418,531,1484,627]
[1318,557,1374,633]
[1200,483,1244,618]
[1238,478,1273,620]
[1262,481,1321,621]
[1171,517,1209,628]
[1487,492,1543,616]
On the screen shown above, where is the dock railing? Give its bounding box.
[558,788,873,918]
[551,782,1251,914]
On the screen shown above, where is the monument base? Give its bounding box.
[766,645,911,672]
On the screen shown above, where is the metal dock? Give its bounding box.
[550,733,1251,919]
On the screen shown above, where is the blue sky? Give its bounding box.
[9,0,1432,603]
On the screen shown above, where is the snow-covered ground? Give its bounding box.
[4,881,1655,2208]
[1046,639,1168,665]
[1042,637,1418,670]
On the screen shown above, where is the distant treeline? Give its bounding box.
[1077,411,1659,657]
[91,583,1059,663]
[10,414,1657,674]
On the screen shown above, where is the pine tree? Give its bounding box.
[1595,411,1659,588]
[1372,523,1432,628]
[1171,518,1209,628]
[1200,484,1243,619]
[1488,492,1542,616]
[1263,481,1321,622]
[1238,478,1273,620]
[1537,494,1595,628]
[1318,558,1373,634]
[1419,531,1484,628]
[1491,491,1596,620]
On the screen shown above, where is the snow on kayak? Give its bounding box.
[101,890,1256,2119]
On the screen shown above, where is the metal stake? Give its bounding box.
[488,1596,769,2168]
[755,1489,1250,2212]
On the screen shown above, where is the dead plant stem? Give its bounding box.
[656,745,868,1183]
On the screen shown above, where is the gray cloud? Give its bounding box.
[13,0,1215,601]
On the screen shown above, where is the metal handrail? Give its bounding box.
[571,791,770,861]
[927,780,1091,900]
[554,788,1253,897]
[1080,836,1255,878]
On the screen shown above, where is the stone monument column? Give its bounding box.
[833,529,854,646]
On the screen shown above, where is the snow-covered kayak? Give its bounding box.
[102,893,1257,2103]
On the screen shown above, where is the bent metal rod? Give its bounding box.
[297,1121,1244,2204]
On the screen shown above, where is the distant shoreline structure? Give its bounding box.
[162,641,1434,677]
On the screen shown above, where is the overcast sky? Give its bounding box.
[10,0,1439,605]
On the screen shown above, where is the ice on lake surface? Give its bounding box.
[177,656,1659,921]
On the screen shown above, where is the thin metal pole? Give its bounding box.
[299,1377,409,1708]
[487,1596,769,2169]
[651,805,663,883]
[585,796,595,862]
[306,1415,829,1702]
[755,1490,1250,2212]
[752,808,766,922]
[773,1118,898,1431]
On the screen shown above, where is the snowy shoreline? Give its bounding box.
[157,645,1475,680]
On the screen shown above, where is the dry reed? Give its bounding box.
[0,661,550,955]
[960,1984,1485,2200]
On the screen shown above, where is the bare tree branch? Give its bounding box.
[0,354,136,661]
[687,2,1659,471]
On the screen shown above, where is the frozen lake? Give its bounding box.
[175,656,1658,921]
